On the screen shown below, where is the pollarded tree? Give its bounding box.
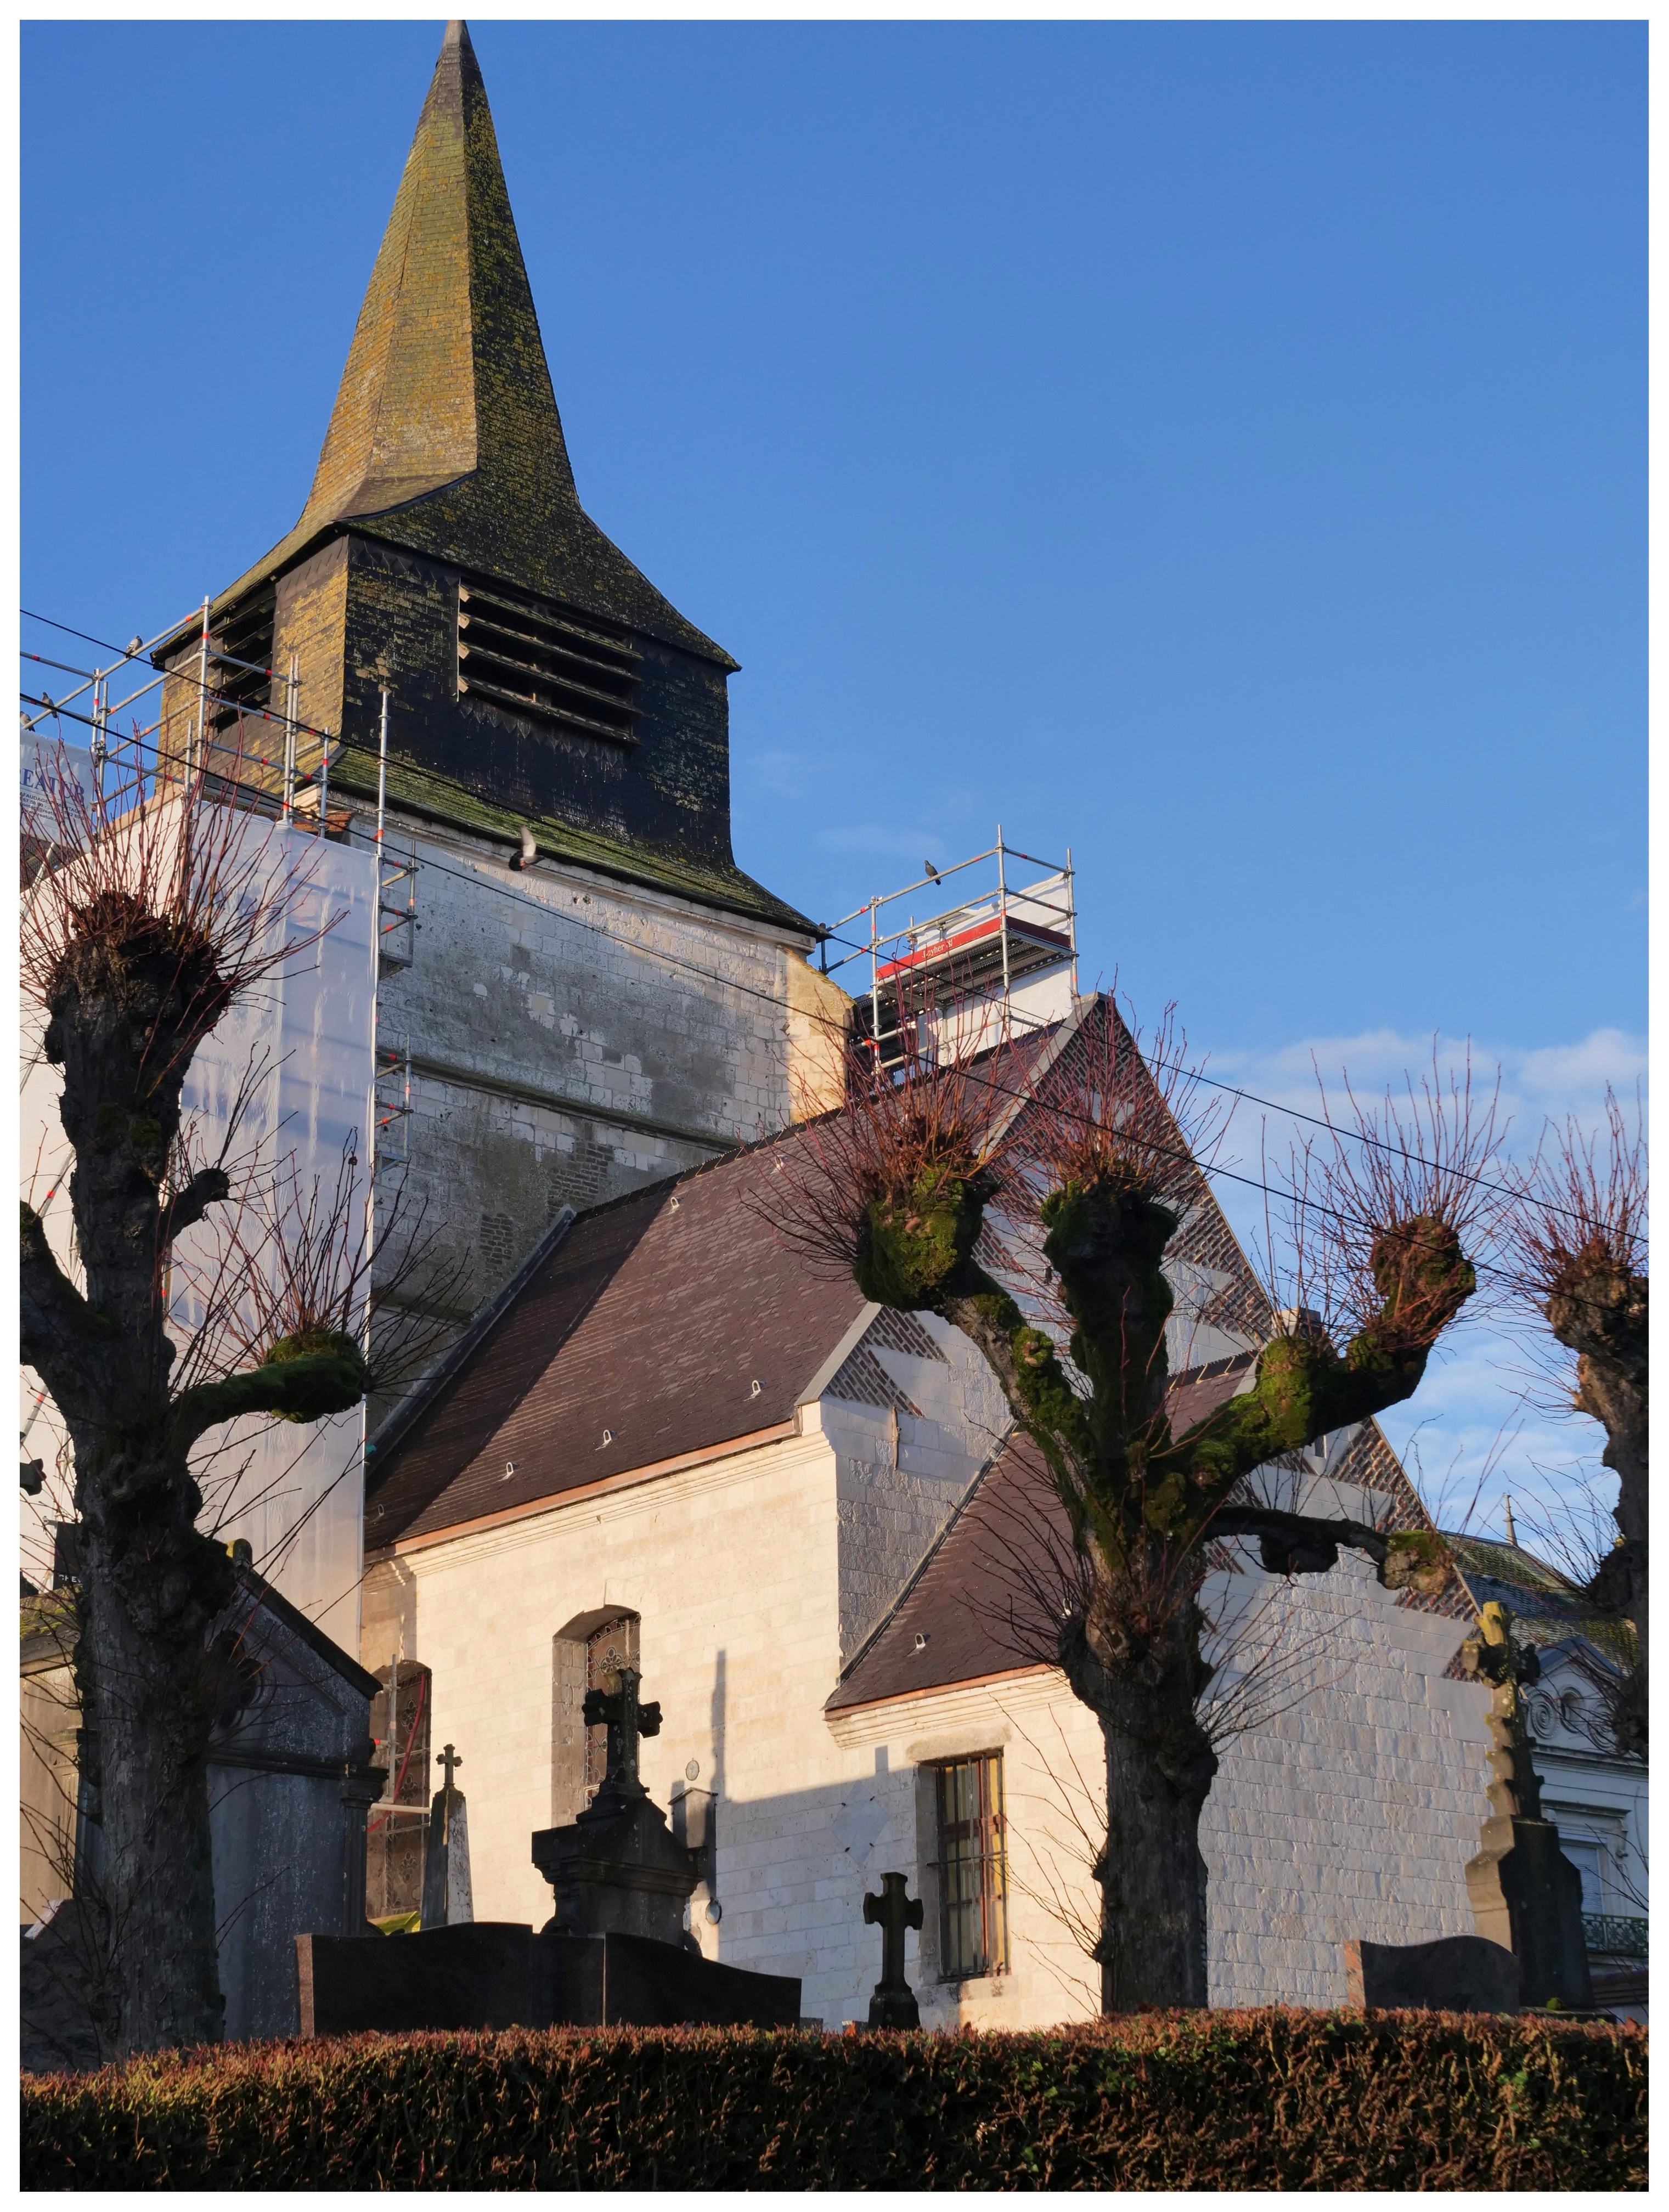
[1501,1090,1647,1757]
[774,996,1497,2011]
[19,758,376,2054]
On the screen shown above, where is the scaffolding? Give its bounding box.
[19,606,415,1643]
[20,599,348,853]
[824,830,1077,1070]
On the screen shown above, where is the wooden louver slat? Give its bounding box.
[456,581,642,746]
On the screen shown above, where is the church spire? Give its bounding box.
[217,20,730,666]
[299,19,575,536]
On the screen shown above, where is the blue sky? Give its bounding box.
[21,20,1645,1535]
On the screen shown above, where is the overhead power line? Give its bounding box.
[20,606,1629,1243]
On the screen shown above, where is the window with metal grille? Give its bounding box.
[933,1752,1008,1979]
[457,579,640,744]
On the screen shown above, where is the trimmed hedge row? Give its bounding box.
[22,2010,1645,2192]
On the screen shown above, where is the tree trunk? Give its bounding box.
[69,1426,235,2054]
[1546,1268,1647,1757]
[1062,1561,1217,2012]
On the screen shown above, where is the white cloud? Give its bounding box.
[1205,1024,1646,1161]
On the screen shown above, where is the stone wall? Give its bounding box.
[356,810,824,1345]
[362,1414,1497,2029]
[1199,1550,1493,2006]
[821,1310,1011,1662]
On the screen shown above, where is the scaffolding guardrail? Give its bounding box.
[823,829,1077,1069]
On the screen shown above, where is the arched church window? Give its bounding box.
[551,1610,640,1823]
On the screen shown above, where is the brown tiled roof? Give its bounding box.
[826,1432,1069,1712]
[365,1139,867,1547]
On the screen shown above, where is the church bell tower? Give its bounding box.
[162,19,795,925]
[157,21,843,1340]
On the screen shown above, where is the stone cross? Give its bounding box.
[582,1664,662,1802]
[862,1870,924,2029]
[436,1742,463,1796]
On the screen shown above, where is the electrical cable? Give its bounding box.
[20,614,1632,1239]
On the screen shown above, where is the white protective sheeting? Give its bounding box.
[20,800,377,1651]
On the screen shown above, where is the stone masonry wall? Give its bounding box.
[353,808,815,1351]
[821,1310,1012,1662]
[363,1411,1495,2030]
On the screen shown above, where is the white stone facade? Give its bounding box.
[362,1382,1502,2028]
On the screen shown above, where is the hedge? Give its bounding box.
[21,2010,1645,2191]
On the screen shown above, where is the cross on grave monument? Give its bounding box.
[1462,1602,1593,2010]
[863,1871,924,2028]
[581,1666,662,1808]
[421,1743,473,1930]
[532,1665,695,1946]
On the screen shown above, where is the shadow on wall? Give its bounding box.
[655,1755,1099,2032]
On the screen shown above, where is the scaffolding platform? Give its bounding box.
[827,832,1076,1068]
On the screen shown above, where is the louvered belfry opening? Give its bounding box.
[207,591,276,741]
[457,577,641,746]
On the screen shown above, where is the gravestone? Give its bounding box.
[296,1662,801,2034]
[298,1921,532,2035]
[296,1922,801,2033]
[530,1663,800,2023]
[420,1743,473,1929]
[1344,1934,1519,2013]
[531,1666,696,1943]
[1461,1603,1593,2011]
[863,1871,924,2028]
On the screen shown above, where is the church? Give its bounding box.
[26,22,1644,2037]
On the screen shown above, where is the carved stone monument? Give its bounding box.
[296,1663,799,2033]
[1462,1602,1593,2011]
[530,1666,697,1944]
[24,1559,383,2068]
[420,1743,473,1929]
[863,1871,924,2028]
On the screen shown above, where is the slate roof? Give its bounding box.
[1440,1531,1630,1656]
[826,1432,1068,1713]
[825,1357,1274,1715]
[184,22,734,672]
[365,1136,868,1548]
